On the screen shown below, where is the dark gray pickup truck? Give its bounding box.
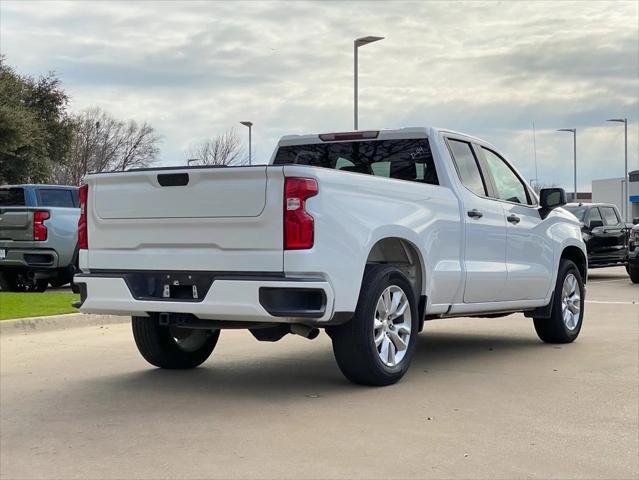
[0,185,79,292]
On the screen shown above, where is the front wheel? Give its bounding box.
[132,315,220,369]
[533,259,585,343]
[329,264,419,386]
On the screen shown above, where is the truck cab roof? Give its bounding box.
[277,127,497,150]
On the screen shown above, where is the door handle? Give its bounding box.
[507,214,521,224]
[467,209,483,219]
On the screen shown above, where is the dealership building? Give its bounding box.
[591,169,639,222]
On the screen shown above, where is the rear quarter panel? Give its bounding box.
[282,165,462,313]
[45,207,80,267]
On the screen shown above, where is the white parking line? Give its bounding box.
[586,300,637,305]
[588,278,631,283]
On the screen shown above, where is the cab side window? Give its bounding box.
[586,208,603,227]
[447,139,487,196]
[600,207,620,226]
[585,207,603,228]
[481,148,532,205]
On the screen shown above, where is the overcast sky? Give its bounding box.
[1,0,638,190]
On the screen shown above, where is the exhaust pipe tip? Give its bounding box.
[290,324,320,340]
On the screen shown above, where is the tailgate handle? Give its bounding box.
[157,173,189,187]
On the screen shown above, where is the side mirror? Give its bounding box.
[589,219,604,229]
[633,217,639,225]
[539,188,567,210]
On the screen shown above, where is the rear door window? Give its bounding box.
[36,189,77,207]
[273,138,439,185]
[447,139,486,196]
[0,188,25,206]
[600,207,620,226]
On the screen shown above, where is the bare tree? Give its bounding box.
[187,128,246,166]
[53,107,160,185]
[113,121,160,171]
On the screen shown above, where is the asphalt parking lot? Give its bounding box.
[1,267,637,479]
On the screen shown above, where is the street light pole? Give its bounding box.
[354,36,384,130]
[240,121,253,165]
[557,128,577,201]
[607,118,628,221]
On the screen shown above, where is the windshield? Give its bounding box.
[564,206,587,220]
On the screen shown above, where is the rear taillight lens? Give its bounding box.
[33,210,49,241]
[284,177,318,250]
[78,184,88,249]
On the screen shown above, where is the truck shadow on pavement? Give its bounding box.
[77,329,546,407]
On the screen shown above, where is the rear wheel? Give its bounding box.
[0,272,18,291]
[132,315,220,369]
[329,264,419,386]
[50,277,71,288]
[533,259,584,343]
[0,271,47,292]
[628,265,639,284]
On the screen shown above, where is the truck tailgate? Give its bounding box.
[84,166,285,272]
[0,208,33,242]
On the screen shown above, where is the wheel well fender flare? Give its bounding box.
[358,227,430,301]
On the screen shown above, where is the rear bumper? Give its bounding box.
[74,273,338,324]
[0,248,59,271]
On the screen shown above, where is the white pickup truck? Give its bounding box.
[75,127,587,386]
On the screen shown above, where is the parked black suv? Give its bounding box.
[564,203,629,269]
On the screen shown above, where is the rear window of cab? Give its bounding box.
[0,188,26,206]
[273,138,439,185]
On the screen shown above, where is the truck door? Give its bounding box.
[478,147,553,301]
[446,138,508,303]
[599,206,628,262]
[584,207,606,261]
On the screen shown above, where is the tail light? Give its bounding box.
[284,177,318,250]
[33,210,49,241]
[78,184,88,249]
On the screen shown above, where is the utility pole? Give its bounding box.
[606,118,629,221]
[240,121,253,165]
[557,128,577,201]
[354,36,384,130]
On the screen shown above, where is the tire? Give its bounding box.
[0,271,46,292]
[533,259,585,343]
[132,315,220,369]
[30,279,48,292]
[50,278,70,288]
[0,272,18,291]
[329,264,419,386]
[629,265,639,284]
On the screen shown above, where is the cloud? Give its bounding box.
[0,0,637,191]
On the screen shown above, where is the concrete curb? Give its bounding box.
[0,313,129,336]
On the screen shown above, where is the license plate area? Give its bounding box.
[123,272,214,302]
